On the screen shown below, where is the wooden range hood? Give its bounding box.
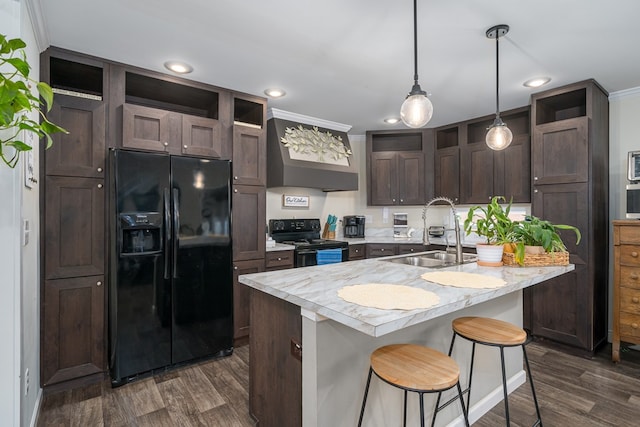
[266,109,358,192]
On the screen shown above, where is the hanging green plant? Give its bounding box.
[280,125,352,162]
[0,34,67,168]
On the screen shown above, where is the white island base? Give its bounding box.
[302,291,525,427]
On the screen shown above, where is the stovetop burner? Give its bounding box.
[269,219,348,250]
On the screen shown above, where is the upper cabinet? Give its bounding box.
[461,107,531,204]
[232,94,267,186]
[366,129,434,206]
[110,66,232,159]
[434,124,461,203]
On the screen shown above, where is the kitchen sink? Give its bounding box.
[380,250,478,268]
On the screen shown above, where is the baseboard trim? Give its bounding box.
[446,369,526,427]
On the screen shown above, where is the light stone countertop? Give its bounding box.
[265,242,295,252]
[238,256,575,337]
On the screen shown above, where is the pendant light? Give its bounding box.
[485,24,512,150]
[400,0,433,128]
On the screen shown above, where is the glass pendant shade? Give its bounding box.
[486,118,513,150]
[400,91,433,128]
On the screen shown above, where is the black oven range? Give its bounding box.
[268,218,349,267]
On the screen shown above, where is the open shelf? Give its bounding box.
[535,88,586,125]
[234,98,264,128]
[50,57,103,97]
[125,72,219,119]
[436,126,458,150]
[371,132,423,152]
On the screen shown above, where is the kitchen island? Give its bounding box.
[239,255,574,427]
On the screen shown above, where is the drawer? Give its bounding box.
[620,312,640,340]
[620,265,640,289]
[620,245,640,266]
[398,244,426,255]
[265,250,294,270]
[618,225,640,245]
[366,244,398,258]
[349,244,365,260]
[620,287,640,314]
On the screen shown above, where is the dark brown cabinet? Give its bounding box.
[42,275,105,386]
[366,243,399,258]
[460,107,530,204]
[349,244,366,260]
[232,124,266,186]
[232,185,266,261]
[122,103,226,158]
[265,251,294,271]
[398,244,426,254]
[524,80,609,353]
[434,126,460,203]
[233,259,265,344]
[366,129,434,206]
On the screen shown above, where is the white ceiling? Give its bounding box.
[38,0,640,134]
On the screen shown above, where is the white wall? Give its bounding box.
[0,1,24,426]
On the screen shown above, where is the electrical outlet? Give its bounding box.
[24,368,29,396]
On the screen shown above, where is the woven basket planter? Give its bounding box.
[502,250,569,267]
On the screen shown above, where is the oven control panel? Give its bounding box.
[269,219,321,233]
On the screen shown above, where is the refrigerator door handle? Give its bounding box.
[172,188,180,279]
[163,187,171,280]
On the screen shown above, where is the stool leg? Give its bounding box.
[499,347,511,427]
[456,381,470,427]
[430,390,442,427]
[465,341,476,417]
[404,389,408,427]
[357,367,373,427]
[419,392,426,427]
[522,344,543,427]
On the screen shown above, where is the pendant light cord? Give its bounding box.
[412,0,419,85]
[495,30,500,119]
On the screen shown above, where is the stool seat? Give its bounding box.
[371,344,460,391]
[452,316,527,346]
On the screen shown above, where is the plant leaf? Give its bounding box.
[5,57,30,77]
[37,82,54,111]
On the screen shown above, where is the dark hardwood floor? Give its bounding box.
[37,342,640,426]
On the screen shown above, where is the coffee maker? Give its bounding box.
[343,215,366,238]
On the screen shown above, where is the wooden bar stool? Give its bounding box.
[439,316,542,427]
[358,344,469,427]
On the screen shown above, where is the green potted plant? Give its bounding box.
[509,216,581,266]
[463,196,515,266]
[0,34,67,168]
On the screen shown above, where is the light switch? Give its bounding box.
[22,219,29,246]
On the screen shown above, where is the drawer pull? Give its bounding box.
[633,323,639,329]
[380,248,385,252]
[633,297,640,304]
[277,257,282,261]
[632,251,639,258]
[631,273,639,280]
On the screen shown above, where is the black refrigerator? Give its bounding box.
[109,149,233,386]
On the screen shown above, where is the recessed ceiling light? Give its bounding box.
[264,88,286,98]
[164,61,193,74]
[523,77,551,88]
[384,117,400,124]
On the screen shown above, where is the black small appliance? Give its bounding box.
[343,215,366,238]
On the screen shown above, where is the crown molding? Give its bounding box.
[267,108,352,132]
[609,86,640,101]
[24,0,50,52]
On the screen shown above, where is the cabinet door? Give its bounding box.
[182,114,227,159]
[232,125,266,186]
[233,259,265,342]
[532,117,589,184]
[461,142,494,204]
[366,244,398,258]
[495,135,531,203]
[370,152,398,205]
[45,176,105,279]
[232,185,266,261]
[398,244,426,254]
[397,152,425,205]
[434,147,460,203]
[46,95,106,178]
[349,244,366,260]
[42,275,105,386]
[122,103,178,153]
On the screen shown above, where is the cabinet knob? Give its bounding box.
[633,297,639,304]
[355,249,359,253]
[277,257,282,261]
[632,252,639,258]
[183,145,188,149]
[380,248,385,252]
[631,273,638,280]
[392,199,396,203]
[234,176,238,180]
[97,167,103,173]
[534,176,539,181]
[96,281,102,287]
[410,248,414,252]
[400,199,404,203]
[633,323,639,329]
[97,184,103,189]
[234,265,238,270]
[234,189,238,193]
[163,142,169,147]
[534,189,538,193]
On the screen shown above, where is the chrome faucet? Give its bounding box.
[422,196,463,264]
